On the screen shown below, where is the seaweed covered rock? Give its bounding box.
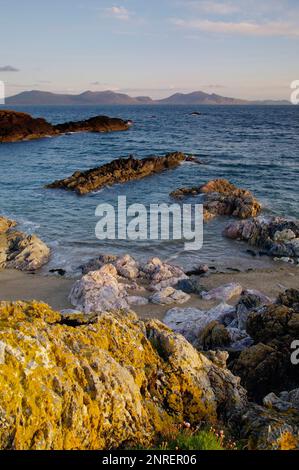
[46,152,187,195]
[232,290,299,400]
[170,178,261,220]
[0,301,247,450]
[224,216,299,262]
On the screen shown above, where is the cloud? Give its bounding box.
[190,1,239,15]
[106,6,131,21]
[0,65,19,72]
[172,18,299,37]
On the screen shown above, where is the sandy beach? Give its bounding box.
[1,263,297,320]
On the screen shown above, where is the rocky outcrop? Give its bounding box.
[232,289,299,400]
[224,216,299,262]
[0,216,50,271]
[0,110,130,143]
[0,300,247,450]
[46,152,187,195]
[170,179,261,220]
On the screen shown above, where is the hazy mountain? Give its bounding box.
[156,91,249,105]
[5,89,290,106]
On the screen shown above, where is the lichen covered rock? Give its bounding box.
[0,301,247,450]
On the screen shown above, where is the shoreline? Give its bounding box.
[1,263,297,320]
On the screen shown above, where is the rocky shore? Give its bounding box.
[0,110,131,143]
[0,167,298,451]
[46,152,188,195]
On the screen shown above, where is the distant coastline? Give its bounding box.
[5,89,291,106]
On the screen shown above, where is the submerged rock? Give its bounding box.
[0,300,247,450]
[0,110,130,143]
[46,152,187,195]
[170,178,261,220]
[224,216,299,262]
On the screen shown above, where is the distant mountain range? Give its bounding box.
[5,90,291,106]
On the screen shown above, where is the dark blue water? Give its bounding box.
[0,105,298,274]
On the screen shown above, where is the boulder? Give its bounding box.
[69,265,129,314]
[141,257,187,291]
[224,216,299,261]
[175,277,205,295]
[0,229,50,271]
[0,300,247,450]
[231,291,299,400]
[199,321,231,350]
[114,254,139,280]
[149,287,190,305]
[164,303,236,344]
[236,289,272,330]
[202,282,243,302]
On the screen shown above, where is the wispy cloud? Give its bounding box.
[105,6,131,21]
[189,1,239,15]
[0,65,19,72]
[172,18,299,37]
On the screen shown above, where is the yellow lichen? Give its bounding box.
[0,301,243,450]
[277,431,299,451]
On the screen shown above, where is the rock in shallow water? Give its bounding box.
[0,110,130,143]
[170,178,261,220]
[46,152,187,195]
[224,216,299,262]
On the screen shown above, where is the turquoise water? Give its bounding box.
[0,105,298,274]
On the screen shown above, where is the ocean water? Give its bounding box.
[0,104,298,275]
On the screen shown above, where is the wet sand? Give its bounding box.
[0,263,297,320]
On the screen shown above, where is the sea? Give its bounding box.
[0,104,298,275]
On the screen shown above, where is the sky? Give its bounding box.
[0,0,298,100]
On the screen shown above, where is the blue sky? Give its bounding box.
[0,0,298,99]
